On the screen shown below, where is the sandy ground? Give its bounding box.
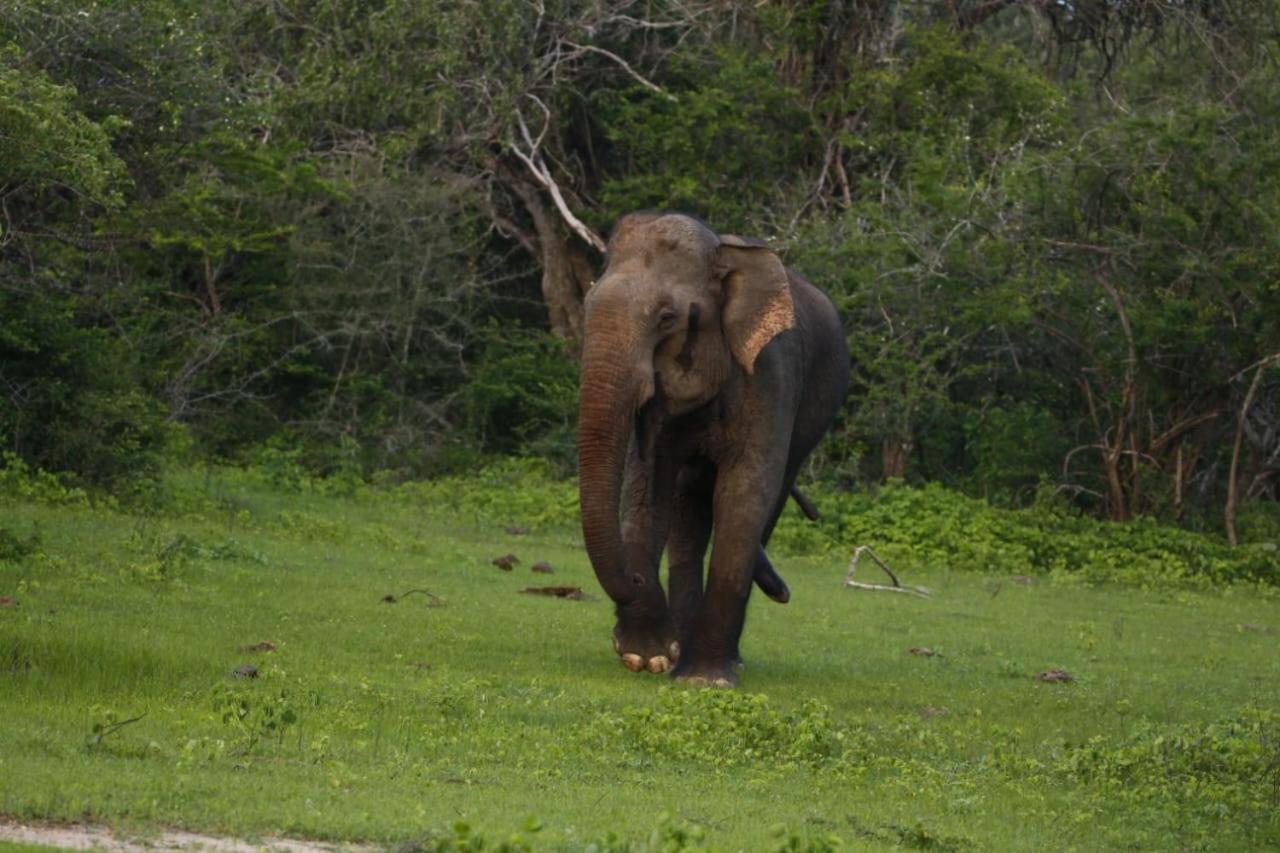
[0,819,379,852]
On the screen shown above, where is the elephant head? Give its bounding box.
[577,213,796,605]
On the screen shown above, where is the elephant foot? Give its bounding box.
[612,618,680,675]
[671,657,739,688]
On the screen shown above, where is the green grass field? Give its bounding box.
[1,466,1278,850]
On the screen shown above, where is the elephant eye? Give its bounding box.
[657,307,679,331]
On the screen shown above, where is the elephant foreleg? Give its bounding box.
[613,447,680,673]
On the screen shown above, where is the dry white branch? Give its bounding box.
[510,109,606,253]
[523,93,553,154]
[560,40,675,99]
[611,13,707,31]
[844,545,931,597]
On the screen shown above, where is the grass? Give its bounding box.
[1,464,1278,850]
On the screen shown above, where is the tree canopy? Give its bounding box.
[2,0,1278,536]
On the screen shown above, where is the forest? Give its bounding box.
[3,0,1279,538]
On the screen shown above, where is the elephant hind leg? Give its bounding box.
[670,467,788,617]
[667,463,714,647]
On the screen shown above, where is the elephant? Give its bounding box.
[577,212,850,686]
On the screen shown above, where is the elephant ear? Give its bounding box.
[716,234,795,375]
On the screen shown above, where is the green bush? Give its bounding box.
[591,688,859,772]
[0,291,170,489]
[962,401,1072,504]
[0,523,42,562]
[0,452,91,507]
[592,47,813,230]
[1058,707,1280,817]
[459,329,579,469]
[393,457,579,532]
[1236,501,1280,546]
[772,481,1279,588]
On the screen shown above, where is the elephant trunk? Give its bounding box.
[578,302,648,606]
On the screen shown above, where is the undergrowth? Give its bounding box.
[1059,706,1280,819]
[591,689,855,772]
[2,455,1275,590]
[770,482,1279,589]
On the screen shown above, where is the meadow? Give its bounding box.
[1,461,1278,851]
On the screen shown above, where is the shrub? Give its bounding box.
[772,481,1278,588]
[393,458,579,532]
[1058,707,1280,817]
[591,688,860,772]
[0,290,170,489]
[459,328,579,471]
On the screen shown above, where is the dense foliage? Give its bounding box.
[2,1,1277,540]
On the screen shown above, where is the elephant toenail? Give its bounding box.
[621,653,644,672]
[668,641,681,660]
[647,655,670,673]
[612,635,621,653]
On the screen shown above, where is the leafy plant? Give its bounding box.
[0,525,42,562]
[593,47,813,230]
[460,327,580,469]
[123,525,194,582]
[592,689,860,772]
[771,481,1280,588]
[85,707,146,751]
[394,458,579,532]
[212,686,298,754]
[1057,707,1280,818]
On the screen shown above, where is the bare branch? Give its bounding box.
[1226,353,1280,545]
[559,40,675,99]
[844,545,931,597]
[510,109,605,253]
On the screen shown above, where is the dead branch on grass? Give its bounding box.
[844,545,931,597]
[381,589,445,606]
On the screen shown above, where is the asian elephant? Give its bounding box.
[577,212,850,687]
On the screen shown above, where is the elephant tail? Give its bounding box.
[753,488,819,605]
[790,486,820,521]
[754,547,790,604]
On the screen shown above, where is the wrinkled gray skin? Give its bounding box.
[578,213,850,686]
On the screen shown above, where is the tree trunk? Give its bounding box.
[882,437,910,480]
[505,172,596,344]
[1226,362,1267,546]
[203,254,223,316]
[1103,447,1130,522]
[1173,443,1185,519]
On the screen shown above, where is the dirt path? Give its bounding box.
[0,819,377,852]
